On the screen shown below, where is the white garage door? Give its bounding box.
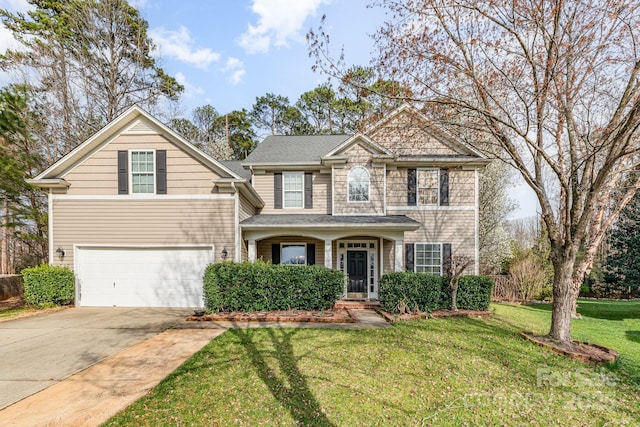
[75,246,214,307]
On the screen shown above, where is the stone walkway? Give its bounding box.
[0,309,389,426]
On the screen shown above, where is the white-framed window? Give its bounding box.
[283,172,304,208]
[415,243,442,275]
[281,243,306,265]
[348,166,370,202]
[418,169,438,205]
[131,150,155,194]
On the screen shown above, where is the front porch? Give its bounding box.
[241,214,420,300]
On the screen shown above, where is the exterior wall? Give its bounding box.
[63,133,222,196]
[239,193,256,221]
[368,111,459,156]
[382,239,395,274]
[256,236,325,266]
[333,144,385,215]
[252,171,331,214]
[386,167,475,207]
[401,209,476,260]
[51,198,236,269]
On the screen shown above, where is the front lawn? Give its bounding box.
[105,300,640,426]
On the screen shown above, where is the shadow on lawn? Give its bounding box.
[626,331,640,344]
[229,328,334,427]
[517,300,640,321]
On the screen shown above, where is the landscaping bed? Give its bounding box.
[377,308,492,322]
[520,331,619,364]
[187,308,356,323]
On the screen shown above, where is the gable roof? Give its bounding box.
[221,160,251,180]
[32,105,242,181]
[323,133,395,158]
[365,103,488,159]
[242,135,350,166]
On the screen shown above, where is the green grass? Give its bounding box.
[0,306,30,319]
[105,300,640,426]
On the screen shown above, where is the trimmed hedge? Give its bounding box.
[378,272,442,313]
[203,261,344,312]
[441,275,494,311]
[21,264,75,308]
[379,272,494,313]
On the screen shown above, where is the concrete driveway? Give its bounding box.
[0,307,192,410]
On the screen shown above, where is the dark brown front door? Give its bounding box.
[347,251,367,293]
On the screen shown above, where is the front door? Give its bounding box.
[347,251,367,293]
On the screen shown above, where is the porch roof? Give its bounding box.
[240,214,420,231]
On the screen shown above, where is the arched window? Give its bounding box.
[348,166,370,202]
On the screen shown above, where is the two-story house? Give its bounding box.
[28,104,489,308]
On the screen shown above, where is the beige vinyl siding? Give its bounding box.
[386,168,475,207]
[63,133,222,195]
[239,193,256,221]
[400,209,476,261]
[253,172,331,214]
[382,239,395,274]
[51,198,235,268]
[333,144,384,215]
[369,111,459,156]
[256,236,325,266]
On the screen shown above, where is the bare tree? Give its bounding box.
[447,255,474,311]
[361,0,640,343]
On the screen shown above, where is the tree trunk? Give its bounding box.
[451,285,458,311]
[549,253,577,342]
[1,201,8,275]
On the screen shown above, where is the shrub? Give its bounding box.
[21,264,75,308]
[441,275,494,311]
[203,260,344,312]
[379,272,494,313]
[379,272,443,313]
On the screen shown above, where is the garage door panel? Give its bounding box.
[76,247,213,307]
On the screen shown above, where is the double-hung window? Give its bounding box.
[283,172,304,208]
[131,151,155,194]
[418,169,439,205]
[348,166,370,202]
[415,243,442,275]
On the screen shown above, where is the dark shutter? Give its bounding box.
[118,150,128,194]
[440,168,449,206]
[272,243,281,264]
[405,243,415,272]
[156,150,167,194]
[274,172,282,209]
[442,243,452,275]
[304,172,313,209]
[306,243,316,265]
[407,169,417,206]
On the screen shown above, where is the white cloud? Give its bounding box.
[223,57,245,85]
[174,71,204,99]
[0,0,31,13]
[150,26,220,69]
[0,0,33,55]
[238,0,330,54]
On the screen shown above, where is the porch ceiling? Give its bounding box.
[240,214,420,231]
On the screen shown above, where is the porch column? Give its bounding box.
[324,239,332,268]
[248,239,256,262]
[394,239,403,272]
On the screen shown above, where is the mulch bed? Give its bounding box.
[186,308,357,323]
[520,331,619,364]
[377,308,492,322]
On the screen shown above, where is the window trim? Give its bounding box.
[417,168,439,206]
[347,166,370,203]
[129,149,156,194]
[280,242,307,265]
[414,242,443,275]
[283,172,304,209]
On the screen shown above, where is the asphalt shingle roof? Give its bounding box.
[220,160,251,180]
[241,214,420,228]
[243,135,351,164]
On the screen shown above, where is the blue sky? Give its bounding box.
[0,0,537,218]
